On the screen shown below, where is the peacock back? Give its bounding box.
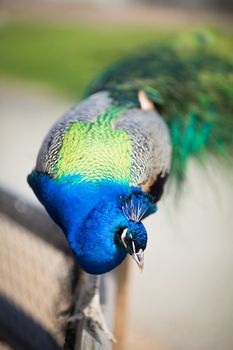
[85,32,233,180]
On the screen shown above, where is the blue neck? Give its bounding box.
[28,173,130,273]
[28,172,130,232]
[28,172,155,274]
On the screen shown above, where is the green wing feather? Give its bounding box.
[85,32,233,180]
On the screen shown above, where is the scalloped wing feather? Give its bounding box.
[85,32,233,181]
[35,89,171,202]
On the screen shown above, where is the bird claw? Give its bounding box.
[69,275,116,343]
[68,312,83,322]
[69,300,116,343]
[88,318,117,343]
[86,307,117,343]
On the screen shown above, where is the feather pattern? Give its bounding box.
[28,31,233,276]
[85,32,233,180]
[35,92,171,201]
[36,91,113,176]
[120,188,157,222]
[114,108,171,195]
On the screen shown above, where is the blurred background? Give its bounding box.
[0,1,233,350]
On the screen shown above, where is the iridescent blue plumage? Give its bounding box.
[27,32,233,342]
[28,32,233,276]
[28,171,155,274]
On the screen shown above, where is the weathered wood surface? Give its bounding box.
[75,321,111,350]
[70,273,115,350]
[69,263,129,350]
[113,260,129,350]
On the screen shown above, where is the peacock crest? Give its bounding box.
[120,189,157,222]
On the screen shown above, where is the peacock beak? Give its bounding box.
[131,248,144,270]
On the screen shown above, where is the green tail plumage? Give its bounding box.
[85,32,233,180]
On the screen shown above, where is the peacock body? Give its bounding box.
[28,33,233,275]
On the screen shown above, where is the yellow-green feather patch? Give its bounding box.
[57,107,132,184]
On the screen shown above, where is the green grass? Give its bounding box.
[0,20,232,100]
[0,20,172,99]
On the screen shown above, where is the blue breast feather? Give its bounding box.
[28,172,131,273]
[28,172,156,274]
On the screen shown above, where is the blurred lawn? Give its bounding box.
[0,20,232,99]
[0,20,172,99]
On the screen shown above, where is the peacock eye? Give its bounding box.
[114,227,128,248]
[120,228,128,248]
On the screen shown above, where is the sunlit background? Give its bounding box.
[0,1,233,349]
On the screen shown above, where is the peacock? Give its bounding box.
[28,32,233,341]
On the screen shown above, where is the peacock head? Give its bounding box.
[72,187,156,274]
[113,188,157,270]
[114,221,147,269]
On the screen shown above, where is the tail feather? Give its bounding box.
[85,32,233,181]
